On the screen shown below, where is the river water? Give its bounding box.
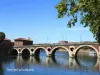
[0,51,100,75]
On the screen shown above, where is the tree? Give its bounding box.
[0,32,5,43]
[55,0,100,43]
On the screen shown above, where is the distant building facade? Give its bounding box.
[59,41,68,44]
[0,38,13,55]
[3,38,13,47]
[14,38,33,46]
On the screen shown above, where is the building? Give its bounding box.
[58,41,68,44]
[3,38,13,48]
[14,38,33,46]
[0,38,13,55]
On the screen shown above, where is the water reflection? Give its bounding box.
[76,55,97,69]
[0,53,100,75]
[0,62,4,75]
[45,57,58,66]
[0,55,17,75]
[12,55,99,71]
[14,56,58,68]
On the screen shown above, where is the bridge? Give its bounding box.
[12,43,100,58]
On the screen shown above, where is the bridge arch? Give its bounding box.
[51,46,70,56]
[21,48,31,55]
[33,47,47,56]
[74,45,99,57]
[11,49,18,55]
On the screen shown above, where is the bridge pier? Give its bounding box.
[97,53,100,58]
[69,52,75,58]
[46,53,52,57]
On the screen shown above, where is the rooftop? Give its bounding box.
[4,38,10,41]
[15,38,32,41]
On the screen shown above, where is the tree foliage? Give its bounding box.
[0,32,5,43]
[55,0,100,43]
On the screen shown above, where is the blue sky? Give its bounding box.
[0,0,95,43]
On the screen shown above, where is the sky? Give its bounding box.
[0,0,95,43]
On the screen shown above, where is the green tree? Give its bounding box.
[55,0,100,43]
[0,32,5,43]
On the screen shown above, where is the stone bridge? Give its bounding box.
[12,43,100,58]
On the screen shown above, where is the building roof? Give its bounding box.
[4,38,10,41]
[15,38,32,41]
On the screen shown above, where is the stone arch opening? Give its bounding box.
[51,46,69,56]
[11,49,18,55]
[70,48,74,51]
[22,49,30,56]
[34,47,47,57]
[19,49,21,52]
[31,49,34,52]
[75,45,98,58]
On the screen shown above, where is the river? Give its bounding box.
[0,51,100,75]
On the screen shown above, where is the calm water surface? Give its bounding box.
[0,51,100,75]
